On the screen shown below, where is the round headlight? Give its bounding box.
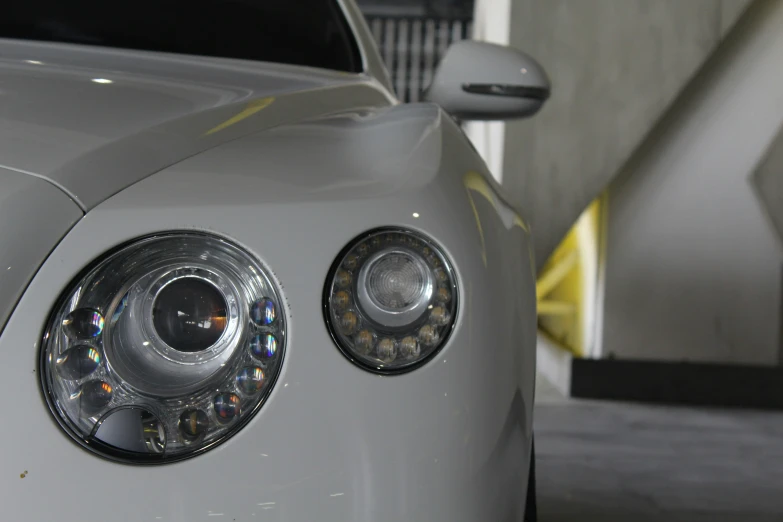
[41,233,285,463]
[324,229,458,373]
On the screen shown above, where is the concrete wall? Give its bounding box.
[494,0,752,269]
[602,0,783,366]
[752,125,783,250]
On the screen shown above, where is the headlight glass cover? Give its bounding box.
[41,234,285,463]
[324,229,458,373]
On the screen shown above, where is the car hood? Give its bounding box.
[0,167,83,333]
[0,39,394,209]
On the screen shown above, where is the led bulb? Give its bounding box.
[62,309,104,340]
[236,367,265,394]
[250,333,278,360]
[418,325,440,347]
[78,381,113,415]
[377,338,397,363]
[339,312,359,335]
[251,298,277,326]
[343,254,360,270]
[429,306,450,326]
[56,345,101,380]
[332,291,351,311]
[179,409,209,443]
[354,330,376,355]
[399,336,420,360]
[214,393,241,424]
[334,270,352,289]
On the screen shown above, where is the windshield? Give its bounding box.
[1,0,363,73]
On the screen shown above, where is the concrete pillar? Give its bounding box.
[602,0,783,366]
[476,0,753,269]
[463,0,512,183]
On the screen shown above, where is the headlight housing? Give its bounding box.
[324,229,458,373]
[41,233,285,464]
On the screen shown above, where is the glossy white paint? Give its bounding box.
[0,1,537,518]
[0,101,537,520]
[0,168,82,331]
[0,39,395,210]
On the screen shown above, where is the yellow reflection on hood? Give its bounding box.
[463,170,530,267]
[204,96,275,136]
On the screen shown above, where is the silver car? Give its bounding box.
[0,1,549,520]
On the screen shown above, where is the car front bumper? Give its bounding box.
[0,117,536,520]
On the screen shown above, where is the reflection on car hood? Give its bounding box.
[0,39,394,209]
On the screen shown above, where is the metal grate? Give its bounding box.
[366,16,473,103]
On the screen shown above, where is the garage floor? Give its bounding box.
[534,377,783,521]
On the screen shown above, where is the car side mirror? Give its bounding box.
[425,40,550,121]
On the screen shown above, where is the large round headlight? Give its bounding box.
[41,234,285,463]
[324,229,458,373]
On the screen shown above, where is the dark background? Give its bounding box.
[357,0,474,18]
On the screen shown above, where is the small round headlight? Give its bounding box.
[41,233,285,464]
[324,229,458,373]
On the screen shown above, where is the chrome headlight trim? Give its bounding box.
[39,232,286,465]
[323,227,459,375]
